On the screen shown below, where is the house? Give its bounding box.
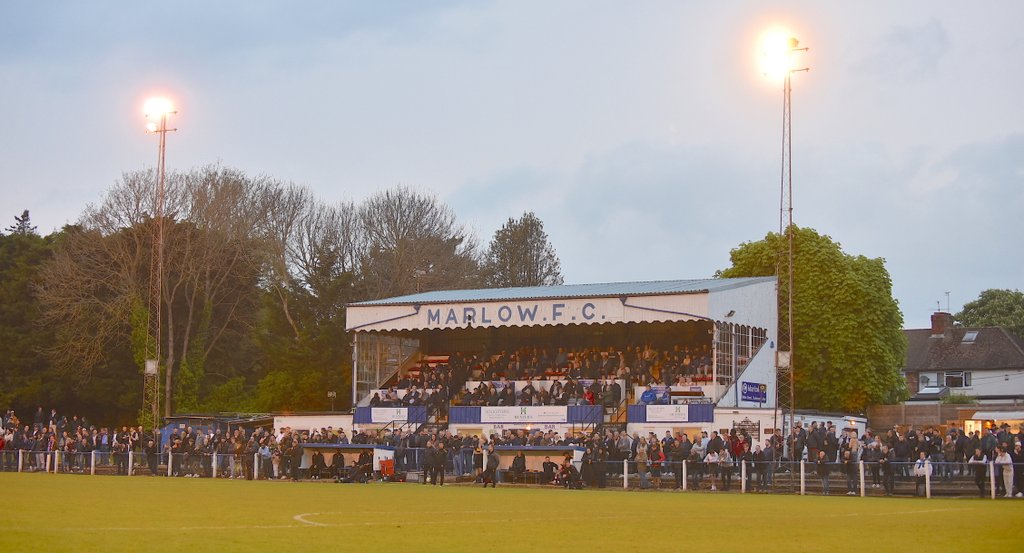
[902,312,1024,404]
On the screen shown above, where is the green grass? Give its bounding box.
[2,473,1022,552]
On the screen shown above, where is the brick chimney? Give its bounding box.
[931,312,954,341]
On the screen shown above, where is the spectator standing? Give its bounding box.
[671,434,691,490]
[816,450,830,495]
[739,442,754,491]
[840,450,857,495]
[482,445,499,488]
[967,448,988,497]
[649,441,665,489]
[1011,442,1024,498]
[433,442,448,486]
[635,438,649,489]
[993,446,1014,498]
[879,445,895,496]
[690,440,706,490]
[703,449,720,491]
[421,440,435,485]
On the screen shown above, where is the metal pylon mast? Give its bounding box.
[773,38,807,448]
[144,109,176,426]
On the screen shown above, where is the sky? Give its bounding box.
[1,1,1021,330]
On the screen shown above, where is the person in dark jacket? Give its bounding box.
[353,450,372,483]
[290,443,303,481]
[580,448,597,488]
[823,425,839,462]
[482,445,499,488]
[309,450,327,480]
[329,451,346,481]
[879,445,895,496]
[472,446,484,482]
[840,449,857,495]
[967,448,989,497]
[144,439,159,476]
[739,442,755,491]
[421,441,435,485]
[560,458,582,489]
[806,424,822,462]
[671,434,692,490]
[510,451,527,483]
[432,442,447,486]
[815,450,830,495]
[541,456,559,484]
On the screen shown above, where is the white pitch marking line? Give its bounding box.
[824,507,975,518]
[293,512,330,527]
[53,524,303,532]
[290,513,626,529]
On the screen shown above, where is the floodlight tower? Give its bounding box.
[761,34,807,447]
[143,97,177,425]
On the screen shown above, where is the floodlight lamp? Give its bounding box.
[143,97,174,118]
[760,31,798,80]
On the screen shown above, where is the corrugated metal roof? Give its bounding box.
[350,276,775,306]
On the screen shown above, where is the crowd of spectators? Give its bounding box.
[368,352,478,418]
[8,403,1022,497]
[458,377,623,408]
[1,407,157,474]
[457,344,714,387]
[441,342,720,408]
[783,421,1024,497]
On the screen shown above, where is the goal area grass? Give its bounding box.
[3,473,1022,552]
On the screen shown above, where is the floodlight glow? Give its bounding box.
[143,97,174,118]
[760,31,798,80]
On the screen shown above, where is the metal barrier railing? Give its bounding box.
[2,447,1020,499]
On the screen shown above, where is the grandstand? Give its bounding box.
[346,277,780,441]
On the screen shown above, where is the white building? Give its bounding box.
[904,312,1024,404]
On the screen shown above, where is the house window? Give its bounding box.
[962,331,978,344]
[943,371,971,388]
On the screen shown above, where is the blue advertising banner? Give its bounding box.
[741,381,768,403]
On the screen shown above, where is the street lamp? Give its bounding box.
[327,391,337,411]
[760,32,807,455]
[142,97,177,427]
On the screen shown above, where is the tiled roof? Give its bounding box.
[904,326,1024,371]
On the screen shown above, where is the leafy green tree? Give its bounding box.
[253,265,356,412]
[718,226,907,411]
[0,216,54,412]
[955,289,1024,339]
[482,211,563,288]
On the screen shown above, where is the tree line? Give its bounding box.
[5,165,1016,423]
[0,166,563,425]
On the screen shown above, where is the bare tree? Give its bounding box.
[38,165,267,416]
[359,185,479,298]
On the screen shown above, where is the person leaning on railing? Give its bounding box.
[967,448,989,497]
[993,445,1014,498]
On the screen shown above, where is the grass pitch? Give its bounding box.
[3,473,1022,552]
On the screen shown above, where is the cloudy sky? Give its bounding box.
[2,1,1021,329]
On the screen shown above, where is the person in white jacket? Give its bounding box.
[913,451,932,496]
[993,445,1014,498]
